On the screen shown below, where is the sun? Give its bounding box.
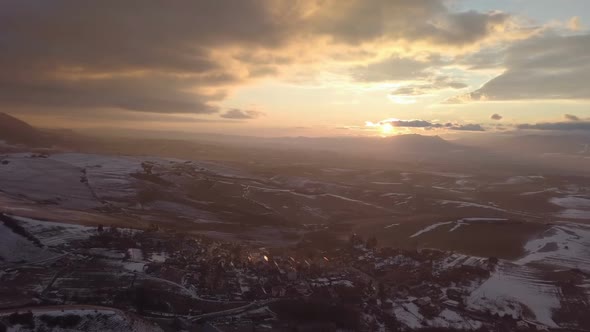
[380,123,395,136]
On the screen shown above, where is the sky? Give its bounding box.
[1,0,590,137]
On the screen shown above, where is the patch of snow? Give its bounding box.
[516,225,590,272]
[380,193,408,197]
[0,155,101,209]
[438,200,507,212]
[394,302,423,329]
[127,248,143,261]
[123,262,146,272]
[429,309,483,330]
[499,176,544,185]
[449,218,509,232]
[10,215,96,247]
[520,188,560,196]
[0,223,59,265]
[149,252,169,263]
[550,196,590,209]
[467,263,560,327]
[410,221,454,238]
[550,196,590,220]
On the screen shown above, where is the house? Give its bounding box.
[516,321,530,330]
[271,285,287,297]
[287,269,298,281]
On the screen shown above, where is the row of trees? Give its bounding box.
[349,233,378,249]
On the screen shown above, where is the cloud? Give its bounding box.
[517,121,590,131]
[567,16,583,31]
[220,109,265,119]
[390,120,435,128]
[564,114,581,121]
[458,47,506,70]
[352,54,447,82]
[449,33,590,103]
[391,76,468,96]
[371,118,485,131]
[448,123,485,131]
[490,113,503,120]
[312,1,515,46]
[0,0,523,118]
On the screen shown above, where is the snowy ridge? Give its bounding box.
[411,218,509,238]
[468,262,560,327]
[550,196,590,220]
[10,215,96,247]
[516,224,590,272]
[0,223,60,265]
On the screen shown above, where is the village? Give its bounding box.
[1,213,560,332]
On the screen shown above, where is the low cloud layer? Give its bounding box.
[450,33,590,103]
[517,121,590,131]
[369,119,486,132]
[220,109,265,119]
[564,114,581,121]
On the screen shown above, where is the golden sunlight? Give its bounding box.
[380,122,395,136]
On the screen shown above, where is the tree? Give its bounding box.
[366,236,378,249]
[141,162,154,175]
[378,283,387,301]
[349,233,363,247]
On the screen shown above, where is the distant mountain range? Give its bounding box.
[0,112,55,147]
[459,133,590,154]
[499,134,590,155]
[383,134,456,153]
[1,112,589,163]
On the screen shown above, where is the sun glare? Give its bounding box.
[380,123,395,136]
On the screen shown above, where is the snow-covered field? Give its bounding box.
[516,223,590,272]
[550,196,590,220]
[392,300,483,330]
[464,222,590,328]
[468,263,560,327]
[0,223,60,265]
[10,215,97,247]
[49,153,146,202]
[0,154,100,210]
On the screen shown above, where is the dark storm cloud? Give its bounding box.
[448,123,485,131]
[0,0,517,116]
[0,74,224,114]
[450,33,590,102]
[564,114,581,121]
[517,121,590,131]
[379,119,485,131]
[0,0,295,115]
[490,113,503,120]
[220,109,265,119]
[389,120,435,128]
